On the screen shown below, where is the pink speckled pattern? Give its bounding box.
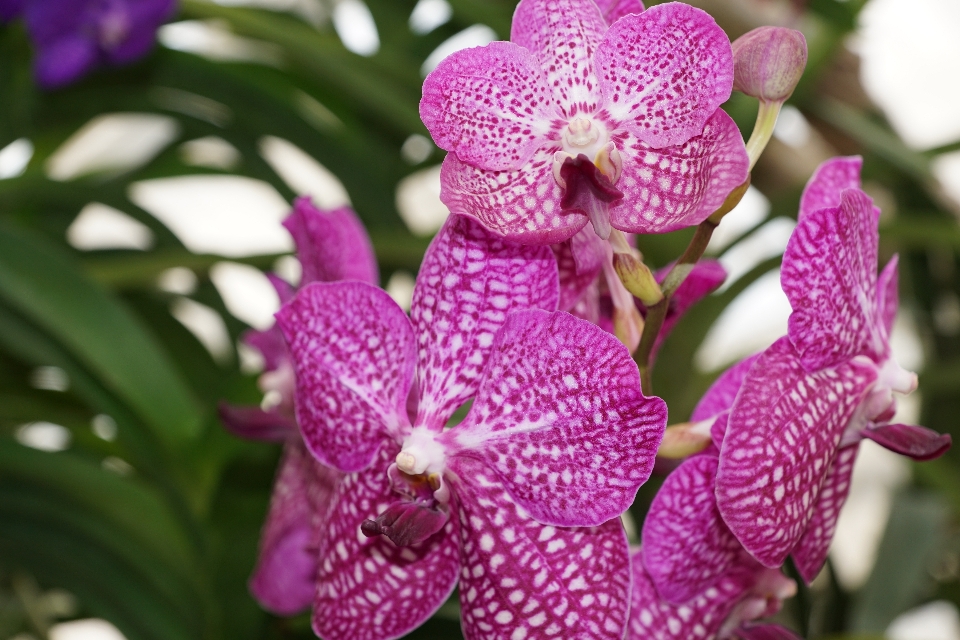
[595,2,733,149]
[782,190,885,371]
[798,156,862,221]
[451,457,631,640]
[643,454,749,603]
[717,337,876,567]
[628,553,750,640]
[422,0,747,241]
[283,197,379,286]
[612,110,749,234]
[552,227,606,311]
[412,215,559,429]
[447,310,666,527]
[250,439,341,615]
[312,448,460,640]
[277,282,416,472]
[594,0,645,24]
[877,254,899,338]
[790,443,858,584]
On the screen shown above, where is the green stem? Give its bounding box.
[745,100,783,170]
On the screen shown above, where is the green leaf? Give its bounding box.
[0,224,203,447]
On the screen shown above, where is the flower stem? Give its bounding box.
[745,99,782,170]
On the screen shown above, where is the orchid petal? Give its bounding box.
[691,354,761,423]
[412,215,559,429]
[313,448,459,640]
[735,624,804,640]
[552,226,606,311]
[611,109,749,234]
[283,198,379,286]
[277,282,416,472]
[877,254,899,340]
[791,443,858,584]
[642,455,749,604]
[652,258,727,357]
[595,3,734,149]
[782,190,884,370]
[439,149,586,245]
[511,0,607,114]
[594,0,645,25]
[250,439,340,615]
[798,156,862,221]
[243,324,289,373]
[447,310,666,526]
[628,552,749,640]
[717,337,877,567]
[451,457,630,640]
[421,41,556,172]
[217,403,296,442]
[266,272,296,305]
[863,423,952,461]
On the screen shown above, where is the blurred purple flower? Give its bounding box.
[0,0,25,21]
[22,0,176,88]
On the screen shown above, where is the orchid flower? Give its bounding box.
[219,197,377,614]
[553,226,726,356]
[0,0,23,21]
[276,213,667,640]
[21,0,176,88]
[633,357,799,640]
[715,157,951,580]
[420,0,749,246]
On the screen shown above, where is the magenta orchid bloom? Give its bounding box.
[420,0,749,245]
[633,357,799,640]
[715,157,951,580]
[219,197,377,614]
[276,213,667,640]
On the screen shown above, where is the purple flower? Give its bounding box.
[22,0,176,88]
[420,0,749,245]
[715,157,951,579]
[632,357,799,640]
[219,197,377,615]
[0,0,24,21]
[275,213,667,640]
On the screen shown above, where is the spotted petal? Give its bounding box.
[511,0,607,114]
[277,282,416,472]
[877,254,899,341]
[411,215,559,429]
[552,226,607,311]
[628,552,749,640]
[595,0,645,25]
[283,198,378,286]
[312,448,459,640]
[798,156,862,221]
[642,454,750,604]
[451,457,630,640]
[611,109,749,234]
[421,41,556,172]
[782,190,884,371]
[439,150,586,245]
[790,443,857,584]
[447,310,666,526]
[250,439,340,615]
[717,337,877,567]
[595,3,734,149]
[691,354,761,423]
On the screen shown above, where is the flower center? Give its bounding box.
[563,118,602,151]
[396,425,447,476]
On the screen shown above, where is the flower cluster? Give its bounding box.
[2,0,175,88]
[215,1,949,639]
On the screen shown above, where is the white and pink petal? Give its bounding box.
[595,0,645,25]
[798,156,862,221]
[283,198,379,286]
[277,282,416,472]
[595,3,734,148]
[450,457,630,640]
[446,310,666,527]
[411,215,559,429]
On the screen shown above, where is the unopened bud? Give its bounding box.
[707,176,752,224]
[657,421,713,459]
[732,27,807,103]
[613,304,643,353]
[613,252,663,306]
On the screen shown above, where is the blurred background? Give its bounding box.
[1,0,959,638]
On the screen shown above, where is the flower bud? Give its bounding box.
[657,421,713,459]
[732,26,807,103]
[613,252,663,306]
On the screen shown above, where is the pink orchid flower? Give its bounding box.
[634,357,799,640]
[715,157,951,579]
[218,197,377,614]
[420,0,748,246]
[276,213,667,640]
